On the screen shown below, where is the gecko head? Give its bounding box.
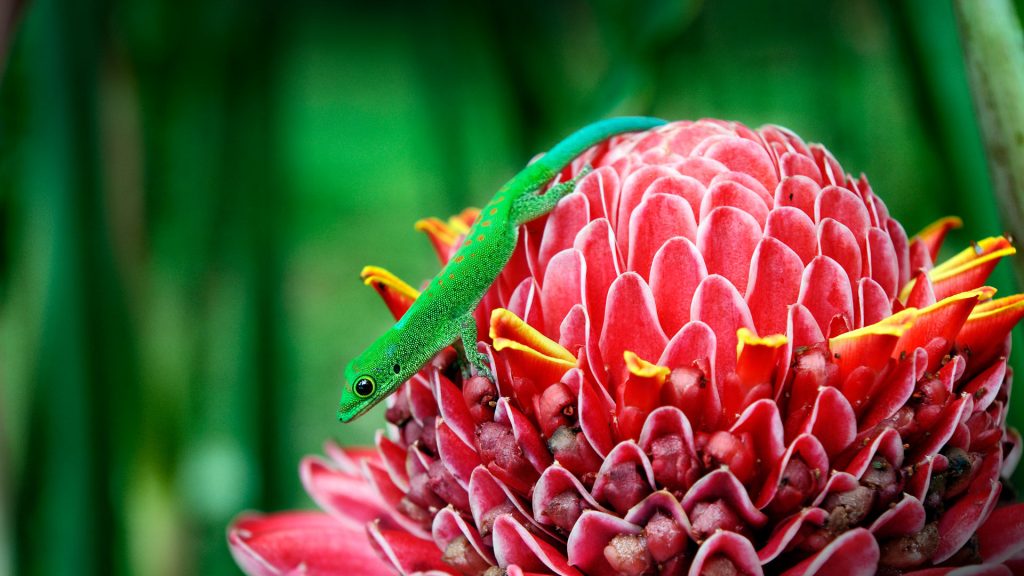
[338,339,405,422]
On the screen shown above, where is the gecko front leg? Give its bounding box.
[456,314,494,381]
[510,166,592,226]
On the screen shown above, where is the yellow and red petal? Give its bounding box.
[489,308,576,387]
[735,327,787,389]
[956,294,1024,370]
[415,216,464,264]
[450,207,480,232]
[900,236,1015,302]
[893,287,993,371]
[361,265,419,320]
[913,216,963,264]
[616,351,671,439]
[828,308,916,382]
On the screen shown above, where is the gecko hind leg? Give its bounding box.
[455,314,494,381]
[510,165,593,226]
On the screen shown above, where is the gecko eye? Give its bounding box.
[353,376,375,398]
[393,363,401,374]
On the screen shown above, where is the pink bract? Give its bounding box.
[229,119,1024,575]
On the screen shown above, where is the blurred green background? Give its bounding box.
[1,0,1022,574]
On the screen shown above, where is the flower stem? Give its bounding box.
[954,0,1024,276]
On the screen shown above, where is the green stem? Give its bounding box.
[955,0,1024,277]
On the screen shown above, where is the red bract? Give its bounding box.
[229,120,1024,575]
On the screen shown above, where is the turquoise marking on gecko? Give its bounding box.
[338,116,667,422]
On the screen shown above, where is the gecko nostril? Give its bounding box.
[393,364,401,374]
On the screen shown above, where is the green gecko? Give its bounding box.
[338,116,667,422]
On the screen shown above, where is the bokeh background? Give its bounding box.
[1,0,1023,574]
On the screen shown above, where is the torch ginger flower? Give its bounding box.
[228,119,1024,575]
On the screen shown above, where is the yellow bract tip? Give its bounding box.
[489,308,576,364]
[359,265,421,299]
[736,327,787,348]
[624,350,670,380]
[830,308,916,345]
[914,216,963,240]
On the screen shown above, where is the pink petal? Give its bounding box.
[867,227,899,300]
[700,179,770,229]
[841,427,905,479]
[780,527,878,576]
[659,328,723,432]
[962,359,1007,413]
[616,166,680,254]
[433,372,476,448]
[703,135,779,192]
[710,171,774,207]
[756,433,829,511]
[541,249,586,339]
[363,460,431,538]
[432,507,495,566]
[859,348,923,431]
[698,206,763,292]
[746,236,804,336]
[681,469,768,531]
[797,256,854,336]
[818,218,862,287]
[300,457,390,526]
[869,494,926,539]
[934,449,1003,563]
[537,193,591,277]
[637,407,701,492]
[691,275,756,380]
[786,303,825,351]
[591,441,658,514]
[628,193,698,279]
[779,151,824,184]
[499,397,555,475]
[532,466,609,530]
[689,530,764,576]
[599,272,668,387]
[375,432,411,491]
[857,277,892,328]
[815,185,869,241]
[801,386,856,458]
[228,512,394,576]
[435,420,481,488]
[467,466,553,540]
[758,507,829,563]
[650,237,707,337]
[574,218,623,334]
[810,144,845,187]
[672,156,728,186]
[579,377,616,457]
[666,120,733,155]
[565,511,644,575]
[368,521,457,575]
[765,205,817,266]
[774,175,820,222]
[492,515,581,576]
[575,166,620,222]
[646,174,707,220]
[886,218,912,291]
[907,396,972,466]
[506,279,544,335]
[977,503,1024,564]
[730,399,786,475]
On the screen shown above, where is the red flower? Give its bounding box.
[229,120,1024,575]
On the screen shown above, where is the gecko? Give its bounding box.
[338,116,667,422]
